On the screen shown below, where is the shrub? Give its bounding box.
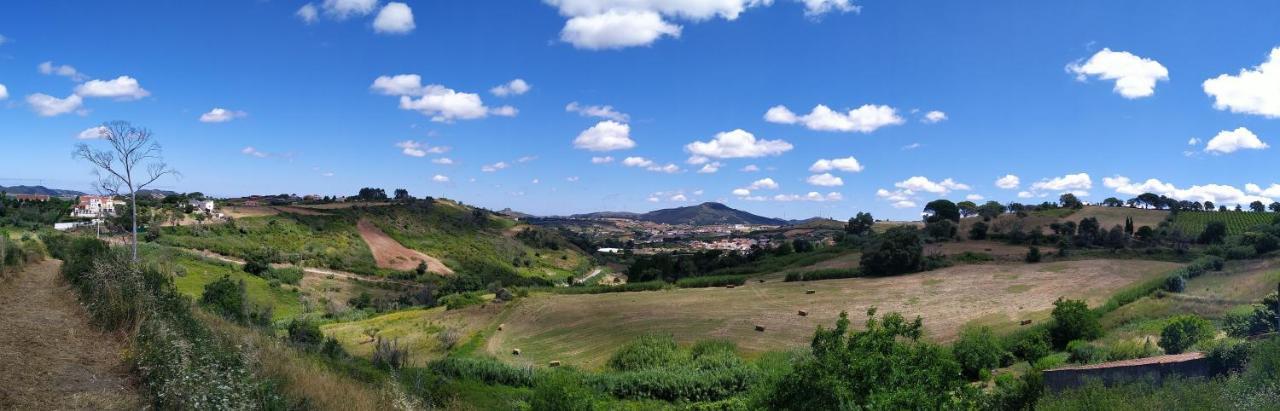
[953,326,1006,380]
[1010,329,1052,362]
[1159,315,1214,354]
[242,250,271,275]
[372,337,409,370]
[1049,298,1101,349]
[1107,338,1161,361]
[1164,275,1187,293]
[968,222,989,240]
[428,356,536,387]
[286,319,325,347]
[952,252,994,264]
[436,327,460,351]
[1205,338,1251,375]
[439,292,484,310]
[201,276,247,322]
[1226,245,1258,260]
[530,370,599,411]
[609,333,681,371]
[264,267,303,285]
[675,274,749,288]
[1067,340,1105,364]
[1025,247,1042,263]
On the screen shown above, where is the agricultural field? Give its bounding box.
[1171,211,1276,236]
[484,259,1181,369]
[321,302,506,364]
[143,245,307,322]
[1065,206,1169,231]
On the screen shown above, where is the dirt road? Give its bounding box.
[0,260,140,409]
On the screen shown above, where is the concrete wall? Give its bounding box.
[1043,357,1210,392]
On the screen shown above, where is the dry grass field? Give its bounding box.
[485,259,1181,369]
[322,302,507,364]
[1065,206,1169,231]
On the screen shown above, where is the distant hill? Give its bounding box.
[0,185,85,197]
[575,202,788,226]
[788,217,845,229]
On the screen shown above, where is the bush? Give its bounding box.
[952,252,994,264]
[1010,329,1052,362]
[953,326,1006,380]
[200,276,247,322]
[859,226,923,276]
[1164,275,1187,293]
[609,333,681,371]
[530,370,599,411]
[1205,338,1251,375]
[675,274,748,288]
[1025,247,1042,263]
[372,337,409,370]
[1067,340,1105,364]
[1106,338,1161,361]
[439,292,484,310]
[1159,315,1214,354]
[242,250,271,275]
[286,319,325,347]
[1050,298,1101,349]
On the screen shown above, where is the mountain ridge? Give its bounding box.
[571,202,790,226]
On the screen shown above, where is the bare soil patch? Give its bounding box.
[272,205,330,216]
[223,205,280,218]
[356,219,453,275]
[0,260,140,409]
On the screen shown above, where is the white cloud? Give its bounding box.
[432,157,454,165]
[740,164,759,172]
[1188,137,1201,146]
[373,2,415,34]
[591,156,615,164]
[199,108,247,123]
[801,0,860,17]
[566,102,629,122]
[490,105,519,117]
[74,76,150,100]
[560,10,681,50]
[1204,127,1268,154]
[26,93,83,117]
[697,162,722,173]
[806,173,844,187]
[241,146,268,158]
[491,79,531,97]
[432,174,450,183]
[297,3,319,23]
[481,161,510,172]
[567,176,580,182]
[0,34,7,45]
[321,172,335,177]
[397,85,497,122]
[995,174,1020,189]
[965,194,985,201]
[395,140,428,157]
[371,74,425,95]
[732,188,751,196]
[573,120,636,151]
[922,110,947,124]
[1067,48,1169,99]
[321,0,378,19]
[622,156,679,173]
[1017,191,1036,199]
[901,143,922,150]
[773,192,843,202]
[37,61,86,81]
[1019,173,1092,198]
[670,194,688,202]
[518,155,538,163]
[891,200,917,209]
[1203,47,1280,118]
[894,176,971,195]
[809,156,864,173]
[0,84,7,100]
[623,156,654,167]
[532,178,541,184]
[685,129,792,159]
[746,178,779,190]
[764,104,904,133]
[77,126,106,140]
[1104,176,1273,207]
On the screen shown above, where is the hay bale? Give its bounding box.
[726,285,736,289]
[798,310,808,317]
[512,348,522,356]
[805,290,816,295]
[1020,319,1033,326]
[497,323,504,331]
[755,325,766,332]
[757,279,765,283]
[549,360,561,367]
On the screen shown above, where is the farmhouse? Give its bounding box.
[71,195,119,218]
[188,199,215,214]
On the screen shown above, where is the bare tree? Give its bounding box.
[74,121,179,261]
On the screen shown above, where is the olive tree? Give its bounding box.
[74,121,178,261]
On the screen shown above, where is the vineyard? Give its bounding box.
[1171,211,1276,235]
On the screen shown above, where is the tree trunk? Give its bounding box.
[131,191,138,261]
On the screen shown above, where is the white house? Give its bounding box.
[189,199,215,214]
[71,195,118,218]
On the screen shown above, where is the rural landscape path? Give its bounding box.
[0,260,140,409]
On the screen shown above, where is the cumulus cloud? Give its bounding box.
[806,173,844,187]
[395,140,428,157]
[432,157,454,165]
[1018,173,1092,198]
[591,156,615,164]
[1204,127,1268,154]
[371,75,515,122]
[37,61,86,81]
[481,161,510,172]
[740,164,759,172]
[622,156,680,173]
[685,129,792,160]
[77,126,106,140]
[697,162,723,173]
[0,84,7,100]
[321,0,378,19]
[566,101,629,122]
[560,10,681,50]
[732,188,751,197]
[965,194,985,201]
[894,176,971,195]
[432,174,450,182]
[199,108,247,123]
[74,76,150,100]
[746,178,779,190]
[491,79,531,97]
[764,104,904,133]
[1203,47,1280,118]
[296,3,319,23]
[800,0,860,17]
[371,74,425,96]
[1067,48,1169,99]
[809,156,864,173]
[26,93,83,117]
[373,2,415,34]
[573,120,636,151]
[774,192,843,202]
[241,146,269,158]
[1104,176,1273,207]
[546,1,856,49]
[922,110,947,123]
[995,174,1020,189]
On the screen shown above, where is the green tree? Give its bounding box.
[1199,221,1228,244]
[860,226,923,276]
[1251,201,1267,213]
[1270,202,1280,213]
[953,326,1006,380]
[201,276,247,322]
[763,309,976,409]
[1025,246,1042,263]
[957,201,978,218]
[978,201,1006,220]
[1049,298,1101,348]
[969,221,989,240]
[1159,315,1214,354]
[1059,193,1084,209]
[845,212,875,236]
[924,200,960,223]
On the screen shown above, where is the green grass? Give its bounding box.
[157,213,379,274]
[143,245,305,322]
[1172,211,1275,236]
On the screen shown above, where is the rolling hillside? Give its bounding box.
[574,202,788,226]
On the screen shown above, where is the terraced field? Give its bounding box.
[1171,211,1275,236]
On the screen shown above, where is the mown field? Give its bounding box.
[484,259,1181,369]
[1172,211,1275,236]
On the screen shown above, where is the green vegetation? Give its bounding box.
[1173,211,1275,236]
[1,230,45,273]
[158,213,380,274]
[0,196,72,229]
[1158,315,1214,354]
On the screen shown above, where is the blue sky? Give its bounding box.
[2,1,1279,220]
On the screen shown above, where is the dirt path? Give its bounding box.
[356,219,453,275]
[0,260,140,409]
